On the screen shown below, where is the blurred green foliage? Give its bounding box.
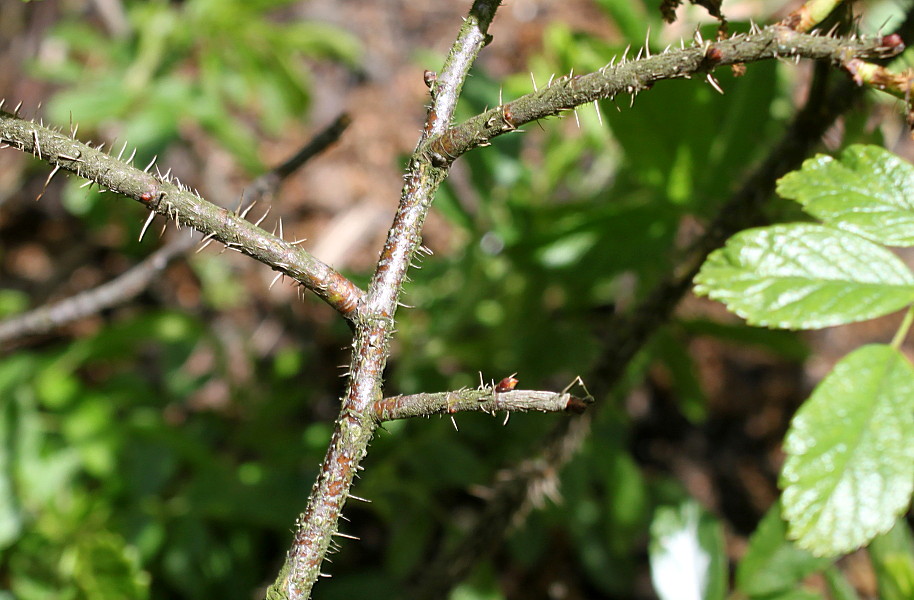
[0,312,335,599]
[30,0,360,235]
[35,0,359,171]
[3,0,908,598]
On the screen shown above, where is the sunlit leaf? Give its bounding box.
[777,145,914,246]
[781,345,914,556]
[694,224,914,329]
[736,501,830,596]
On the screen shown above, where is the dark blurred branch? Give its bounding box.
[0,110,363,319]
[373,388,592,422]
[410,21,911,599]
[0,114,353,344]
[266,3,503,599]
[241,114,352,206]
[0,233,197,346]
[413,413,594,600]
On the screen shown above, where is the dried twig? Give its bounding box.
[413,413,594,600]
[0,233,196,345]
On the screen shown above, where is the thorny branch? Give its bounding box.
[424,26,904,165]
[273,17,904,600]
[0,114,351,345]
[269,2,503,598]
[0,109,364,319]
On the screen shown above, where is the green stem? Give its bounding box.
[779,0,844,32]
[891,305,914,349]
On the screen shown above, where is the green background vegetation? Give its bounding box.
[3,0,914,598]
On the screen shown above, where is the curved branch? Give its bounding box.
[424,27,903,164]
[0,111,364,319]
[373,388,592,422]
[0,114,352,344]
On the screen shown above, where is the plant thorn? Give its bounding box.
[139,211,156,242]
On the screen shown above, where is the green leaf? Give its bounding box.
[0,391,24,550]
[694,224,914,329]
[736,501,831,596]
[781,345,914,557]
[824,566,862,600]
[756,591,824,600]
[869,521,914,600]
[777,145,914,246]
[607,60,778,212]
[649,500,726,600]
[73,531,150,600]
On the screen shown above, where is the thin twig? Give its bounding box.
[373,388,592,421]
[0,233,197,346]
[241,113,352,206]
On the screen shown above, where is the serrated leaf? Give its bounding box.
[694,224,914,329]
[777,145,914,246]
[781,345,914,557]
[736,501,831,596]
